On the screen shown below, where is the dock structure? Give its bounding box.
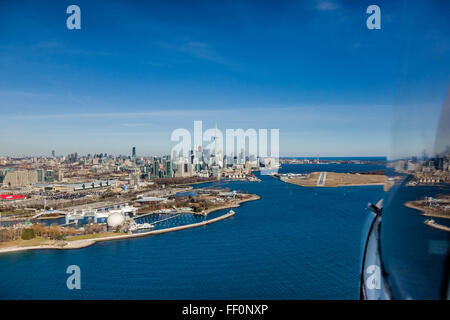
[425,219,450,232]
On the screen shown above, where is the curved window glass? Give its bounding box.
[375,0,450,299]
[361,1,450,299]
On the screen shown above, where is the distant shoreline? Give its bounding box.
[201,194,261,215]
[425,219,450,232]
[405,201,450,232]
[404,201,450,219]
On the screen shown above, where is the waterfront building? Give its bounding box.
[153,159,160,178]
[56,169,63,182]
[1,170,38,187]
[165,159,173,178]
[45,170,54,183]
[175,159,189,177]
[211,165,221,178]
[37,169,44,183]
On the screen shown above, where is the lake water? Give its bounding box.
[0,163,386,299]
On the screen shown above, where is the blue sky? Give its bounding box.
[0,0,447,157]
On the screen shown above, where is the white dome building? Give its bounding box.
[107,212,125,228]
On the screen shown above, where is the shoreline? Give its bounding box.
[0,210,237,254]
[0,194,261,255]
[404,201,450,219]
[404,201,450,232]
[134,194,261,217]
[425,219,450,232]
[201,194,261,215]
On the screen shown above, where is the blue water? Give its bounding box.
[0,164,385,299]
[380,182,450,299]
[173,191,198,198]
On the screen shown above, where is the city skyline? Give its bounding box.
[0,1,448,158]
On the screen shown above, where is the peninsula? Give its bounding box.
[405,197,450,219]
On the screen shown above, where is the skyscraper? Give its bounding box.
[166,159,173,177]
[132,147,136,158]
[154,159,159,178]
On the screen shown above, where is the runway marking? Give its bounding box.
[317,172,327,186]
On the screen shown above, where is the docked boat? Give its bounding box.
[137,223,154,230]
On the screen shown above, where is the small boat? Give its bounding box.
[137,223,154,230]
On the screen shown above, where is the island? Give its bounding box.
[273,171,386,187]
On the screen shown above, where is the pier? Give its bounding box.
[425,219,450,232]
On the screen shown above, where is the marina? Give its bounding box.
[0,209,237,254]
